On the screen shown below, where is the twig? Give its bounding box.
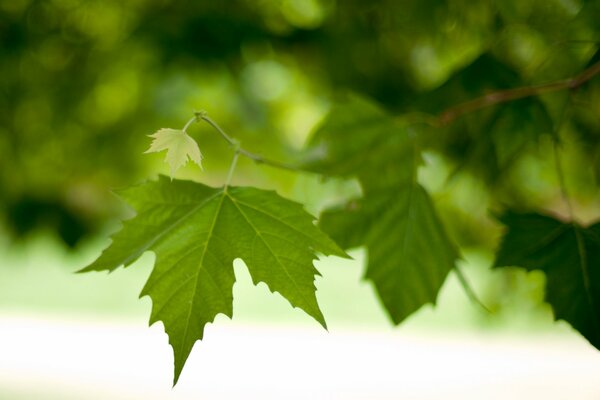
[438,59,600,125]
[194,59,600,170]
[197,112,301,172]
[454,265,491,313]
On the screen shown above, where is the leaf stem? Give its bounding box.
[454,265,491,314]
[182,116,196,132]
[552,98,575,222]
[196,112,301,172]
[225,151,240,189]
[197,113,237,146]
[553,140,575,220]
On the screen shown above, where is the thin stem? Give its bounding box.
[454,265,491,313]
[554,141,575,221]
[199,114,237,146]
[237,148,301,171]
[182,116,196,132]
[198,113,302,172]
[225,151,240,188]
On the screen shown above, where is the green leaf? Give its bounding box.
[81,176,347,384]
[415,55,554,185]
[145,128,203,176]
[320,184,459,323]
[306,94,459,323]
[304,94,420,189]
[494,211,600,349]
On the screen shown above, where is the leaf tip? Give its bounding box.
[172,356,185,388]
[338,249,353,260]
[76,260,109,274]
[321,319,329,332]
[75,265,92,274]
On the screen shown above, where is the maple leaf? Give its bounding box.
[494,211,600,349]
[304,94,418,189]
[305,94,459,323]
[320,184,459,323]
[81,176,347,384]
[145,128,203,176]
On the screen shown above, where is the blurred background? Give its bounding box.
[1,0,600,398]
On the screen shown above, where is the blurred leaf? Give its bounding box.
[304,94,420,189]
[306,94,458,323]
[7,196,89,248]
[320,184,459,324]
[81,176,346,384]
[494,211,600,349]
[418,55,554,185]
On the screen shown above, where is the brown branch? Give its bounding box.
[438,59,600,126]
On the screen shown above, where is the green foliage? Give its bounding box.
[320,185,459,324]
[494,211,600,349]
[306,95,459,323]
[304,95,419,188]
[3,0,600,245]
[81,176,346,383]
[4,0,600,389]
[417,55,555,184]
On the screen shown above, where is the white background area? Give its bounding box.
[1,314,600,399]
[1,241,600,399]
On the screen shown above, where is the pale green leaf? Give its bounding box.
[146,128,203,176]
[81,176,347,384]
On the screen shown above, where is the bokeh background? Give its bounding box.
[2,0,600,398]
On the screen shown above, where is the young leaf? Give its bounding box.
[146,128,203,176]
[81,176,347,384]
[494,211,600,349]
[306,94,459,323]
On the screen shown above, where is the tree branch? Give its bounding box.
[193,59,600,174]
[438,59,600,125]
